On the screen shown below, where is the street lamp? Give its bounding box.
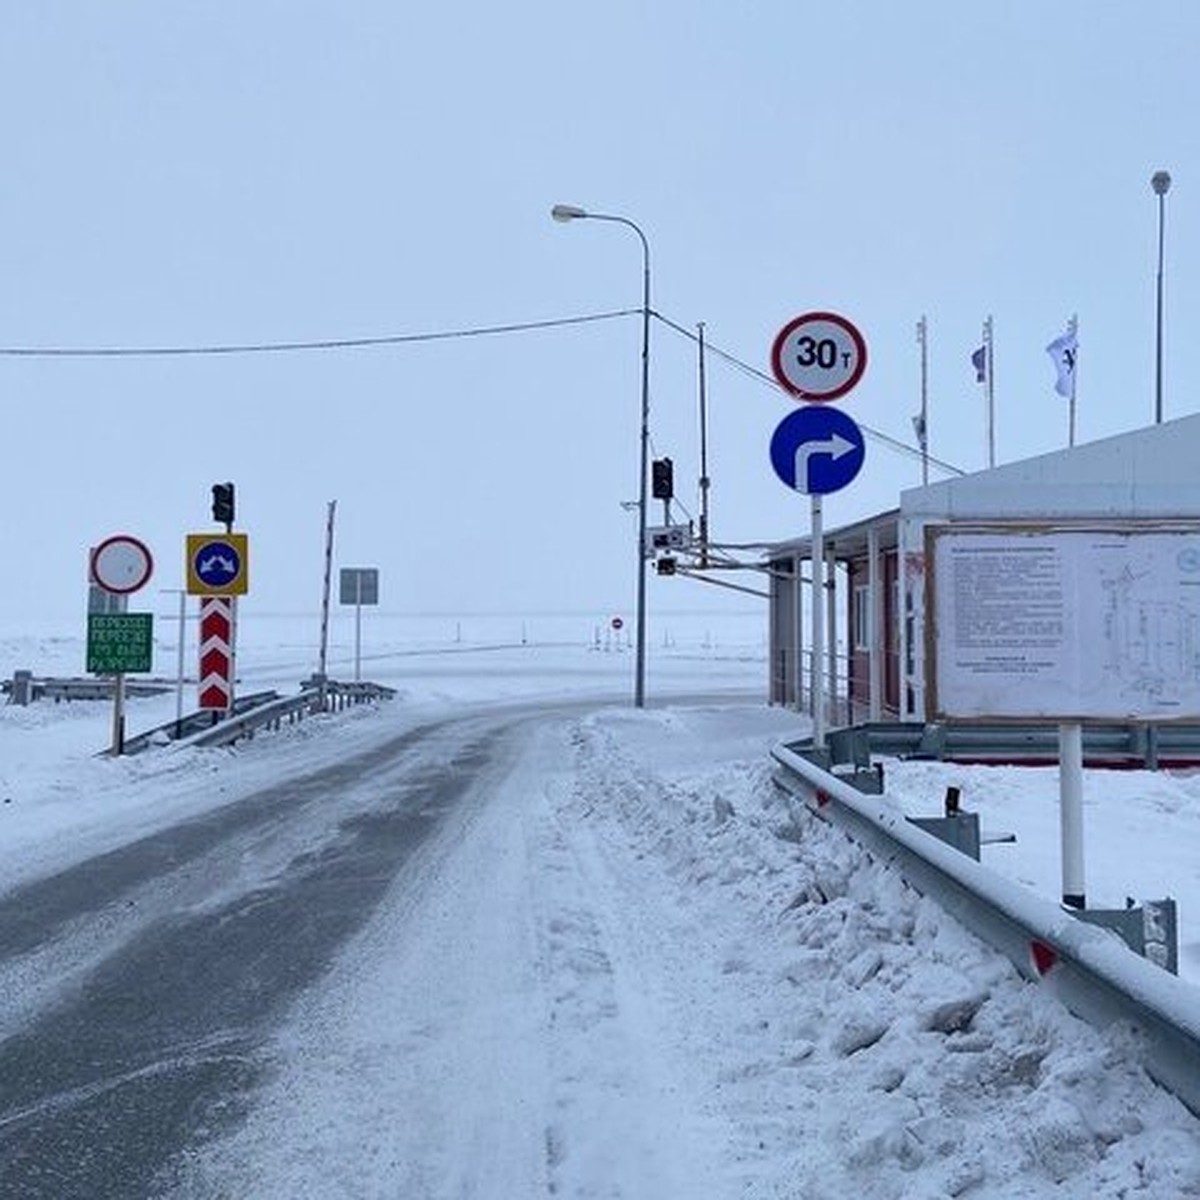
[1152,169,1171,425]
[552,203,652,707]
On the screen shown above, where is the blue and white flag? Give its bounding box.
[970,345,987,383]
[1046,327,1078,398]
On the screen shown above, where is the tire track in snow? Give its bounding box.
[531,764,725,1196]
[167,714,725,1198]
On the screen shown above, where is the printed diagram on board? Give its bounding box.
[1099,547,1200,703]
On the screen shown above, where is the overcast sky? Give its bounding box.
[2,2,1196,626]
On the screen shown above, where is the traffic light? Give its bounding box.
[211,482,235,528]
[651,457,674,500]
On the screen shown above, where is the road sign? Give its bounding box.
[339,567,380,605]
[770,406,866,495]
[644,524,691,557]
[186,533,250,596]
[91,535,154,595]
[87,612,153,674]
[611,616,624,631]
[770,311,868,402]
[198,595,235,710]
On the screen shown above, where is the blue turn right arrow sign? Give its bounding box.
[769,406,865,495]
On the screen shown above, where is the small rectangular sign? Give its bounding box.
[643,525,690,557]
[87,612,153,675]
[87,584,128,615]
[339,567,379,606]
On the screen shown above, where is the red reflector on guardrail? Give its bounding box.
[1030,940,1059,977]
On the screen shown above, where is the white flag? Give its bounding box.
[1046,328,1078,398]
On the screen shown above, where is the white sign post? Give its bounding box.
[1059,722,1086,909]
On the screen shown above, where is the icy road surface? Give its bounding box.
[2,696,1199,1198]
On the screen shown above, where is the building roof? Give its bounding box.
[902,412,1200,520]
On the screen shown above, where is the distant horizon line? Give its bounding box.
[3,606,766,623]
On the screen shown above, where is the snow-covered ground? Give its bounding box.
[3,614,1200,1197]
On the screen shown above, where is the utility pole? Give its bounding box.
[915,316,929,486]
[697,322,711,568]
[317,500,337,712]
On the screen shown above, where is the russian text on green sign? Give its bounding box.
[87,612,154,674]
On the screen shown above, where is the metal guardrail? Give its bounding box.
[185,678,398,750]
[110,680,396,755]
[185,691,320,749]
[4,674,174,703]
[771,739,1200,1117]
[813,719,1200,770]
[299,677,399,709]
[117,690,283,755]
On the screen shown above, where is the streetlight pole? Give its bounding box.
[552,203,652,707]
[1152,169,1171,425]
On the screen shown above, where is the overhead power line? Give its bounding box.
[0,300,965,477]
[0,308,640,358]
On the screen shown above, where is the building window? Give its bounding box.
[853,584,870,650]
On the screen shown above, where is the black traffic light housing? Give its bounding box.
[211,482,235,530]
[651,457,674,500]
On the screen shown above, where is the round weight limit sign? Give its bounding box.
[770,311,868,402]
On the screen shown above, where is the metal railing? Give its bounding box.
[185,691,321,749]
[298,677,399,710]
[771,738,1200,1116]
[807,719,1200,771]
[109,680,397,754]
[185,678,397,749]
[117,690,283,755]
[5,674,174,704]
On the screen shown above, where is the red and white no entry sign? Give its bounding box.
[770,311,868,402]
[611,616,624,632]
[90,534,154,595]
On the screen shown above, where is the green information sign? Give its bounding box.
[87,612,154,675]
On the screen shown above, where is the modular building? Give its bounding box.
[768,414,1200,727]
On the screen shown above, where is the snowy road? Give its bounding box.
[0,711,531,1196]
[3,690,1199,1198]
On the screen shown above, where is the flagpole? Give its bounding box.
[1068,313,1078,448]
[916,315,929,486]
[1152,170,1171,425]
[1047,320,1079,438]
[984,315,995,468]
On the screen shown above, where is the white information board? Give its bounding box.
[928,524,1200,720]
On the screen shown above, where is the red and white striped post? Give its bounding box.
[198,595,236,713]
